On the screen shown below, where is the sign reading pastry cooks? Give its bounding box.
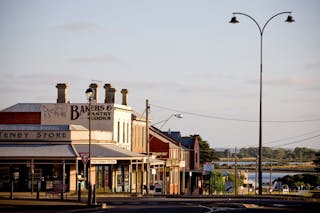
[41,103,114,130]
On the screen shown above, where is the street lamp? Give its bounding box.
[85,87,94,205]
[229,12,294,195]
[152,114,184,129]
[145,99,183,194]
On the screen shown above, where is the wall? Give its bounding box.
[113,104,132,151]
[41,103,114,131]
[0,112,41,124]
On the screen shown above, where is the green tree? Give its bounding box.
[205,171,225,194]
[275,174,319,190]
[198,136,219,164]
[313,152,320,173]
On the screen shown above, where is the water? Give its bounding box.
[248,172,296,184]
[217,161,301,185]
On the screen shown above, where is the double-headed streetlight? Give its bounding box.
[229,12,294,195]
[85,87,94,205]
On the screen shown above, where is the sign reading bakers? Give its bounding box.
[41,103,114,130]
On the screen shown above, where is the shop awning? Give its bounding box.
[0,144,77,158]
[73,144,146,160]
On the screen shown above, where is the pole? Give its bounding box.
[88,97,92,205]
[255,156,258,195]
[269,159,272,194]
[234,147,237,195]
[230,11,294,195]
[258,32,263,196]
[146,99,150,195]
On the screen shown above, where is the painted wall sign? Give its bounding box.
[0,131,69,140]
[41,103,114,131]
[91,159,117,164]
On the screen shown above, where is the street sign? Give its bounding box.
[203,162,214,172]
[225,181,233,193]
[79,152,90,165]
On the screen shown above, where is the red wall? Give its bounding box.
[149,135,169,158]
[0,112,41,124]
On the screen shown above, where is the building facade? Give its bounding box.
[0,83,146,195]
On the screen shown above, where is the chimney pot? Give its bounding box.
[104,84,116,104]
[56,83,68,103]
[121,89,128,105]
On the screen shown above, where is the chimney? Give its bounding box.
[89,83,98,103]
[104,84,116,104]
[121,89,128,105]
[56,83,67,103]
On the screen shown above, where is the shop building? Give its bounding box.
[0,83,146,194]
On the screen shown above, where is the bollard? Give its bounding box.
[92,184,96,204]
[78,182,81,202]
[10,179,14,200]
[88,184,92,205]
[60,184,64,200]
[36,180,40,200]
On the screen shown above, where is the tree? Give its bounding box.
[198,136,219,164]
[275,174,319,190]
[313,152,320,173]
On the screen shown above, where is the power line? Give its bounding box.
[270,134,320,148]
[265,129,320,145]
[150,103,320,123]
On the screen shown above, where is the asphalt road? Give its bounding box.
[93,197,320,213]
[1,197,319,213]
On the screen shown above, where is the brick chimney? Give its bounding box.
[104,84,116,104]
[121,89,128,105]
[56,83,67,103]
[89,83,98,103]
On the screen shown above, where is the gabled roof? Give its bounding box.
[163,131,196,149]
[0,144,76,158]
[0,124,87,131]
[2,103,41,112]
[150,126,180,146]
[73,144,146,159]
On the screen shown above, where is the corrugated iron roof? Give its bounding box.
[2,103,41,112]
[0,124,83,131]
[0,144,76,157]
[74,144,146,159]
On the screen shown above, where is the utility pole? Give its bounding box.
[269,159,272,194]
[146,99,150,195]
[234,147,237,195]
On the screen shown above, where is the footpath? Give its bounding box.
[0,192,97,211]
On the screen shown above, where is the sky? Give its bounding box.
[0,0,319,150]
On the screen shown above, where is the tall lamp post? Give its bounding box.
[85,87,94,205]
[229,12,294,195]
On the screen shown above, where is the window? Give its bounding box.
[123,122,125,143]
[127,123,129,143]
[117,121,120,143]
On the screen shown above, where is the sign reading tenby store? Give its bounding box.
[0,131,69,141]
[41,103,113,131]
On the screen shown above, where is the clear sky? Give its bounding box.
[1,0,319,150]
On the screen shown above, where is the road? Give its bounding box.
[1,197,319,212]
[68,197,320,213]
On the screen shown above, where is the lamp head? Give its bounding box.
[85,88,94,100]
[229,16,239,24]
[174,114,183,119]
[285,15,295,23]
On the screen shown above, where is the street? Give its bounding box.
[1,197,319,213]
